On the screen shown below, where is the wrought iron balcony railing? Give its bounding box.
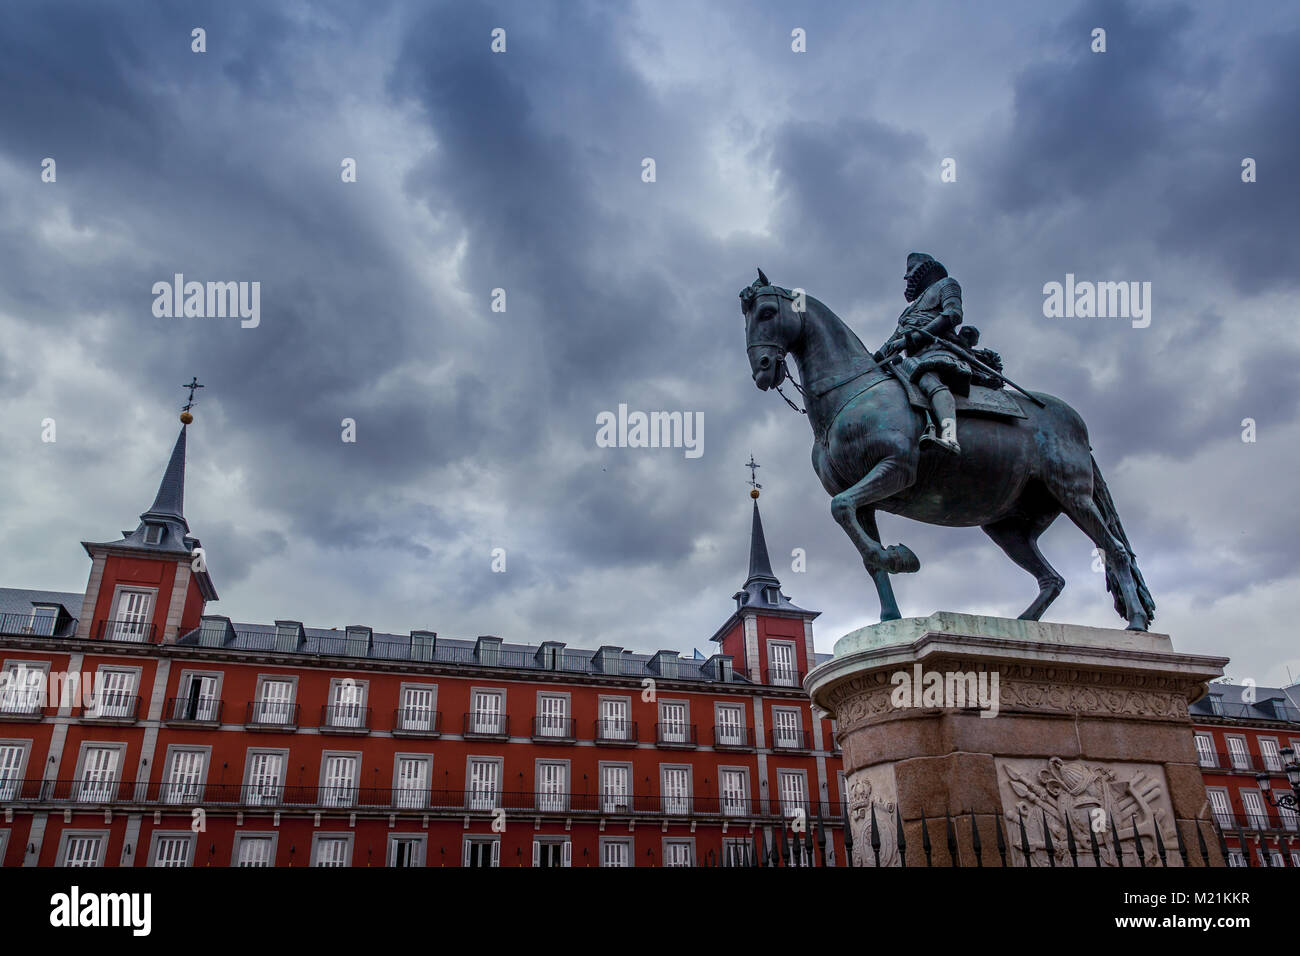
[0,778,848,821]
[244,700,300,729]
[655,722,698,748]
[0,612,77,639]
[463,712,509,738]
[712,725,755,750]
[165,696,224,724]
[320,704,371,733]
[594,718,638,745]
[531,716,577,743]
[392,708,442,736]
[763,667,804,688]
[93,618,160,644]
[770,728,810,752]
[75,694,142,722]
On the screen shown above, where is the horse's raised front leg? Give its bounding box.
[859,507,902,620]
[830,455,918,574]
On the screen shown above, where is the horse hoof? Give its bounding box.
[885,544,920,574]
[1126,617,1149,631]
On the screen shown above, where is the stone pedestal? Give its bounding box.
[807,612,1228,867]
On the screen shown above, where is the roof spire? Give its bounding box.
[143,425,187,524]
[743,456,778,588]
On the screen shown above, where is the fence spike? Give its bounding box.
[921,809,933,867]
[995,812,1008,867]
[1109,812,1124,868]
[870,802,881,868]
[1041,808,1056,867]
[842,804,854,867]
[1065,813,1079,867]
[945,812,958,865]
[1237,828,1251,867]
[1196,819,1210,867]
[970,811,983,867]
[1017,808,1032,867]
[1154,820,1168,867]
[1088,818,1102,868]
[895,805,907,867]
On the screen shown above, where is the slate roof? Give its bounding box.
[0,587,83,616]
[1190,680,1300,724]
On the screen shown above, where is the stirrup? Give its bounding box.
[920,429,961,456]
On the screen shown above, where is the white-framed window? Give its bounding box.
[1208,788,1233,829]
[462,837,500,868]
[1292,850,1300,868]
[532,838,571,868]
[1226,736,1251,771]
[661,766,691,814]
[256,679,294,725]
[321,754,359,808]
[398,686,435,732]
[143,524,163,545]
[722,837,750,867]
[663,839,693,867]
[1260,737,1284,773]
[175,674,219,721]
[163,749,206,804]
[61,834,105,867]
[91,669,137,718]
[312,836,352,867]
[77,746,121,803]
[151,834,193,868]
[111,588,153,642]
[601,764,631,813]
[598,697,630,741]
[28,605,59,636]
[777,770,808,818]
[768,642,797,685]
[536,761,567,812]
[600,838,631,867]
[328,680,365,728]
[0,830,9,865]
[537,694,568,737]
[659,701,688,743]
[720,768,748,816]
[0,662,45,714]
[389,835,425,867]
[394,757,429,809]
[0,743,28,801]
[1227,849,1246,867]
[1194,734,1216,768]
[471,691,504,735]
[772,708,802,748]
[235,836,274,867]
[715,703,745,745]
[246,751,285,806]
[468,758,501,811]
[1241,790,1269,829]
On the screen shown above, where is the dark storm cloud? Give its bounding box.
[0,0,1296,682]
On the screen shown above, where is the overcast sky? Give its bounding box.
[1,0,1296,687]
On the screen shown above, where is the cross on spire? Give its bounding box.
[181,376,204,413]
[745,454,762,492]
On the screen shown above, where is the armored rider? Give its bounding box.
[874,252,971,456]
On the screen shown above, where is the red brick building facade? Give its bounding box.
[0,420,846,867]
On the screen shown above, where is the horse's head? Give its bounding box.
[738,268,802,391]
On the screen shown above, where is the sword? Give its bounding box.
[882,327,1046,408]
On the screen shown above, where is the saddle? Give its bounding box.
[886,363,1027,420]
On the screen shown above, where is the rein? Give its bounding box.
[776,358,807,415]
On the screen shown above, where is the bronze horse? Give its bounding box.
[739,271,1155,630]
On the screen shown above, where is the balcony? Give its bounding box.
[392,708,442,737]
[763,667,804,688]
[463,712,510,740]
[593,719,638,746]
[770,728,810,752]
[0,778,850,822]
[655,722,698,749]
[712,725,755,751]
[319,704,371,735]
[0,696,45,721]
[164,696,224,726]
[531,716,577,744]
[75,694,142,724]
[93,618,160,645]
[244,700,300,731]
[0,612,77,639]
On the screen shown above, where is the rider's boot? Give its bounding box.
[920,383,961,456]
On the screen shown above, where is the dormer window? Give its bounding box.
[144,524,164,545]
[764,587,778,605]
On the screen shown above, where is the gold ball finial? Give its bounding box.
[750,488,760,499]
[180,411,194,425]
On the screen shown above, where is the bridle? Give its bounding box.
[746,286,808,416]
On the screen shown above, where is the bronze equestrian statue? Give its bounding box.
[739,259,1155,630]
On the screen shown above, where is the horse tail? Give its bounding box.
[1091,456,1156,624]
